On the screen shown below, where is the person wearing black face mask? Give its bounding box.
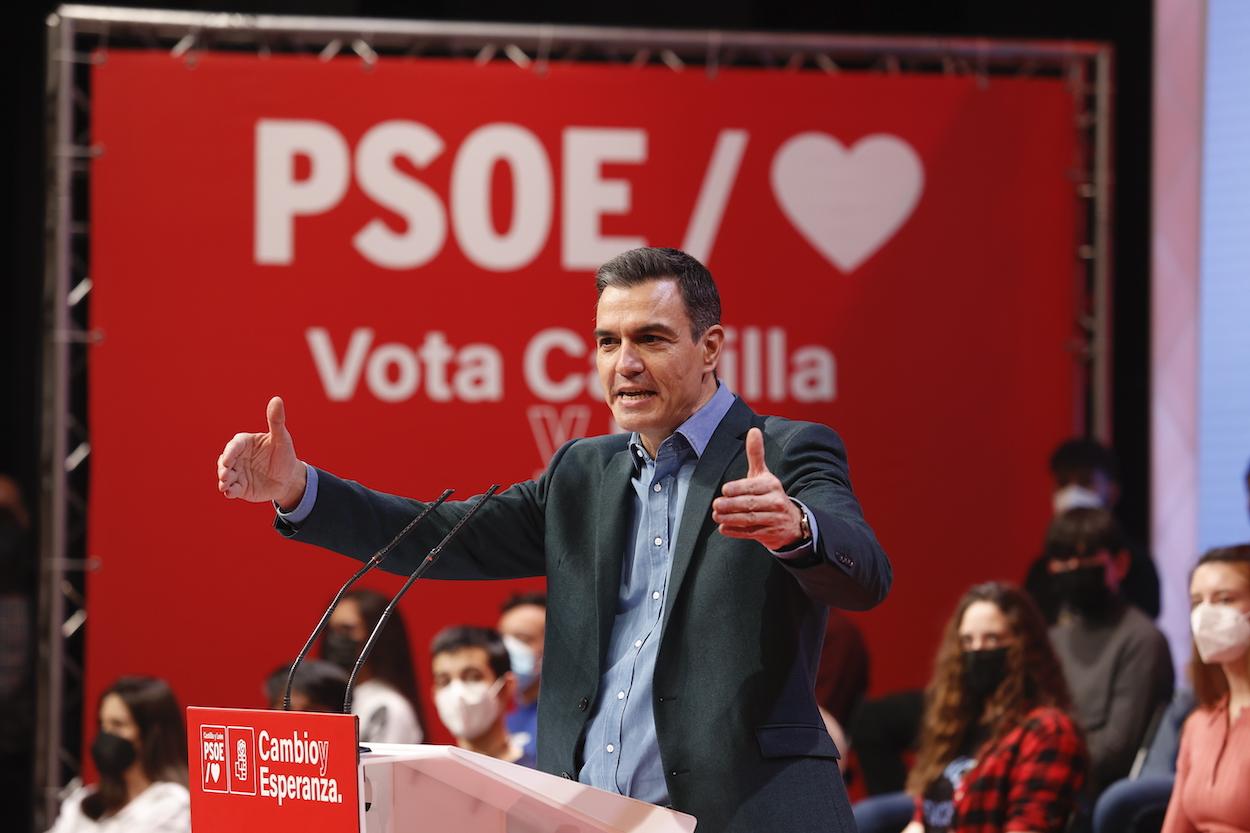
[960,646,1009,702]
[320,588,424,744]
[45,676,189,833]
[1043,509,1174,800]
[859,582,1086,833]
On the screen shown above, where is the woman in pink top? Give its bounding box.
[1162,545,1250,833]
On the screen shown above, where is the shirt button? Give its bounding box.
[634,640,643,649]
[654,537,663,546]
[606,744,615,753]
[652,591,661,601]
[653,483,662,492]
[617,691,625,700]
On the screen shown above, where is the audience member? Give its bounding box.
[264,659,350,712]
[1026,439,1161,622]
[431,625,535,767]
[855,584,1086,833]
[1092,688,1196,833]
[904,582,1086,833]
[322,588,424,744]
[1161,545,1250,833]
[819,706,851,775]
[850,690,924,796]
[46,676,189,833]
[853,440,1151,801]
[497,592,545,760]
[1045,508,1174,797]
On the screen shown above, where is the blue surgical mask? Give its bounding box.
[502,634,540,689]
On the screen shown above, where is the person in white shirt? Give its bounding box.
[322,588,424,744]
[46,676,189,833]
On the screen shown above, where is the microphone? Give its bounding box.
[343,484,501,715]
[282,488,454,711]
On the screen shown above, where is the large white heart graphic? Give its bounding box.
[209,762,220,783]
[770,132,924,273]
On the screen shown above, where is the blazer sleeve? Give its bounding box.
[771,420,892,611]
[272,440,580,581]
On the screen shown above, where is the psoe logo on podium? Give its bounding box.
[199,725,228,794]
[226,726,258,796]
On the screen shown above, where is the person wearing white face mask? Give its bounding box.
[1161,545,1250,833]
[497,593,546,761]
[429,625,536,768]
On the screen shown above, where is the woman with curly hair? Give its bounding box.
[899,582,1087,833]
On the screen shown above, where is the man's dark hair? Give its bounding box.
[1042,507,1126,561]
[1048,438,1120,486]
[501,592,547,614]
[265,660,349,712]
[595,247,721,340]
[430,625,510,679]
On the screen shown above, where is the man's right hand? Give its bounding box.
[217,396,307,510]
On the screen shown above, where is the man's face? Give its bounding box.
[432,647,499,691]
[497,604,545,666]
[594,279,723,453]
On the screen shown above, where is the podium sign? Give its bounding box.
[188,706,361,832]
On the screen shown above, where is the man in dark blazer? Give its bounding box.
[217,247,892,832]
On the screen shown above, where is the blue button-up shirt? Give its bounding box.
[576,382,737,803]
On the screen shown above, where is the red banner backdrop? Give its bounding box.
[87,52,1078,750]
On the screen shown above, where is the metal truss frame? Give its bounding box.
[38,4,1112,827]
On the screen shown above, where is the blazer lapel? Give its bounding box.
[594,447,636,669]
[660,397,756,638]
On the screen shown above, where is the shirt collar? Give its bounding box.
[627,382,736,474]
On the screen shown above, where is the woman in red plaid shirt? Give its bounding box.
[901,583,1088,833]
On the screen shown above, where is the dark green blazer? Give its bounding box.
[278,397,891,833]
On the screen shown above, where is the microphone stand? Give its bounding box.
[282,488,454,711]
[343,484,501,715]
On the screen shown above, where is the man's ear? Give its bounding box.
[701,324,725,370]
[500,672,517,703]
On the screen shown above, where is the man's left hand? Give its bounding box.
[713,427,807,551]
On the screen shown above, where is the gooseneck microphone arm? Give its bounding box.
[343,484,501,716]
[282,488,454,711]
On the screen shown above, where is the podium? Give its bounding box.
[187,706,697,832]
